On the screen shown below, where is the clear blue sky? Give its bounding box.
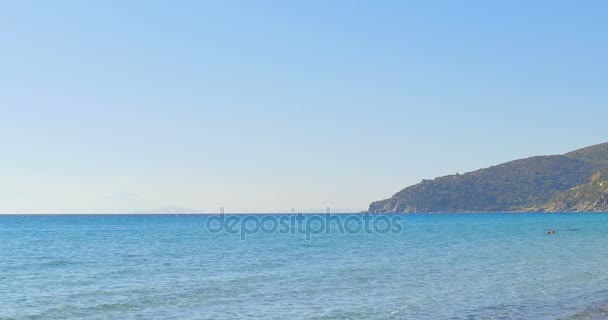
[1,1,607,213]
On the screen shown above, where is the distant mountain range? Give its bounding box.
[368,142,608,213]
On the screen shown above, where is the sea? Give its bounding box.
[1,213,608,320]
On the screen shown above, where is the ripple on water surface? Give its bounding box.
[1,214,608,319]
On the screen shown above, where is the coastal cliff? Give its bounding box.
[368,142,608,213]
[540,171,608,212]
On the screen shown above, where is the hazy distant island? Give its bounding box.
[368,142,608,213]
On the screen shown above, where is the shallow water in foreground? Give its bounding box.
[1,213,608,320]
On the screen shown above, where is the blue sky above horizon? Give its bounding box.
[1,0,607,213]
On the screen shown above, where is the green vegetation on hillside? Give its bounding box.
[565,142,608,164]
[368,142,608,213]
[541,171,608,212]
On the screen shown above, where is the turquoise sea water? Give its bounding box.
[1,213,608,320]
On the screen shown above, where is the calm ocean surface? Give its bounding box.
[1,213,608,320]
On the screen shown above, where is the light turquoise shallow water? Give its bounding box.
[1,214,608,320]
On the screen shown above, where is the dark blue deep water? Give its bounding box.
[1,214,608,319]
